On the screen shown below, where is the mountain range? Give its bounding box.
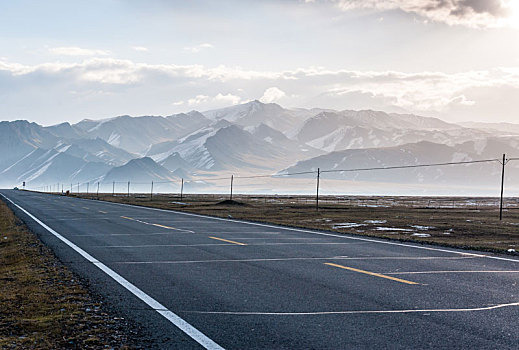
[1,100,518,195]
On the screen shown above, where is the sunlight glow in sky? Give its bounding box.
[1,0,519,125]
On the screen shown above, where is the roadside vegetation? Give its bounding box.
[0,199,141,349]
[74,192,519,254]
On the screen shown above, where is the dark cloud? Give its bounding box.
[459,0,509,16]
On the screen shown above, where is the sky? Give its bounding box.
[1,0,519,125]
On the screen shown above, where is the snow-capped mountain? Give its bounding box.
[102,157,177,183]
[294,110,488,153]
[0,147,111,186]
[1,100,518,193]
[203,100,312,135]
[281,140,519,186]
[73,111,211,155]
[146,122,293,171]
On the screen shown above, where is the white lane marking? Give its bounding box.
[0,193,224,350]
[69,232,184,237]
[121,216,194,233]
[388,270,519,275]
[90,242,366,248]
[115,256,476,264]
[92,243,236,248]
[40,195,519,264]
[183,302,519,316]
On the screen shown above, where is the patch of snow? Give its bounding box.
[410,225,434,230]
[87,117,116,132]
[107,131,121,147]
[332,223,366,229]
[25,162,52,182]
[264,136,273,143]
[375,227,414,232]
[411,233,431,238]
[306,127,348,152]
[1,149,37,174]
[364,220,387,224]
[56,144,71,153]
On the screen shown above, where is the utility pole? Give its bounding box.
[112,181,115,196]
[77,182,80,194]
[180,178,184,201]
[86,182,89,194]
[127,181,130,198]
[500,153,506,221]
[230,175,234,201]
[316,168,320,211]
[150,181,154,201]
[97,182,100,200]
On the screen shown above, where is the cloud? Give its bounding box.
[48,46,111,56]
[132,46,149,52]
[260,87,286,103]
[214,93,242,105]
[184,93,241,107]
[187,95,210,105]
[1,57,519,123]
[183,43,214,53]
[318,0,514,28]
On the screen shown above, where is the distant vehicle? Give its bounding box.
[13,187,19,190]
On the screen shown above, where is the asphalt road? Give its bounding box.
[2,189,519,349]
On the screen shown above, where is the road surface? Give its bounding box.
[2,189,519,349]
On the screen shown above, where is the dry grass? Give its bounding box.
[74,192,519,254]
[0,199,139,349]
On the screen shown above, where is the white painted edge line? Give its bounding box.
[0,193,224,350]
[183,301,519,316]
[96,198,519,264]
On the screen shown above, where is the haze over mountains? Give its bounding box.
[1,100,518,195]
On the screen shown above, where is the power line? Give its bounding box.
[320,158,501,174]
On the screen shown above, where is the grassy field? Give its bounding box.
[70,192,519,254]
[0,198,141,349]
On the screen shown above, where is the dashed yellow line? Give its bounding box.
[121,216,133,220]
[99,210,108,214]
[209,236,247,246]
[324,263,419,285]
[82,206,89,210]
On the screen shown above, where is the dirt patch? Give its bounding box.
[216,199,247,206]
[0,198,143,349]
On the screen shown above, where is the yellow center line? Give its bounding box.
[82,207,89,210]
[99,210,108,214]
[324,263,419,285]
[121,216,133,220]
[209,236,247,246]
